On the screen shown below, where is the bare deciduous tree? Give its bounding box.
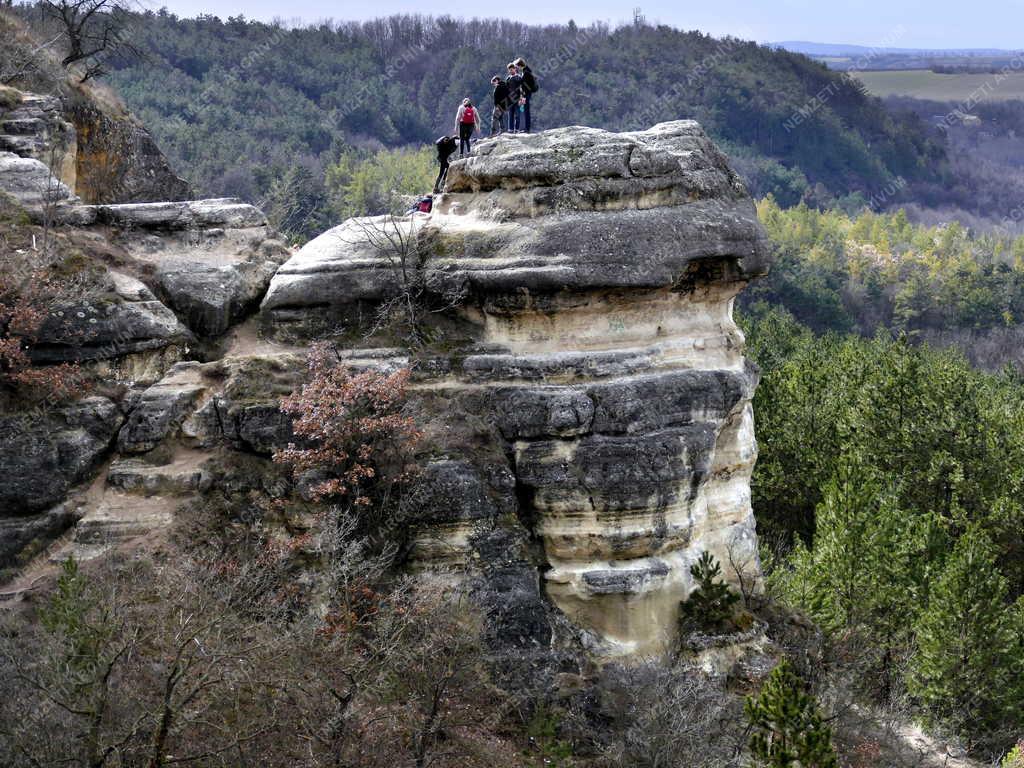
[41,0,141,82]
[340,214,465,347]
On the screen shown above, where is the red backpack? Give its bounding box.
[461,105,476,123]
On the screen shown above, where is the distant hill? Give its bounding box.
[774,41,1021,57]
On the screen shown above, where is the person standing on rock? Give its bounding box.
[433,134,457,193]
[490,75,510,136]
[514,57,538,133]
[505,62,524,133]
[454,98,481,157]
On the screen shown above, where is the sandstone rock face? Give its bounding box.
[0,91,77,188]
[31,272,192,366]
[117,362,209,454]
[94,200,291,337]
[66,96,190,204]
[0,88,188,206]
[0,150,91,223]
[262,121,770,657]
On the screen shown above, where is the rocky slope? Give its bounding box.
[261,121,771,656]
[0,84,188,204]
[0,87,288,569]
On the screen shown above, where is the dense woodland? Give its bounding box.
[744,199,1024,367]
[743,305,1024,757]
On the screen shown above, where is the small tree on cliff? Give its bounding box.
[341,215,464,348]
[680,551,740,631]
[0,251,80,401]
[274,342,421,519]
[745,659,838,768]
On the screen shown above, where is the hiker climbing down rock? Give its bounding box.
[454,98,481,157]
[433,134,457,193]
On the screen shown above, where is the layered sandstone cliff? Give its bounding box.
[261,121,770,656]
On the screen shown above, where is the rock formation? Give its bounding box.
[0,85,188,205]
[2,107,770,657]
[261,121,770,656]
[0,88,286,569]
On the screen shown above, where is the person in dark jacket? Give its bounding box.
[505,62,523,132]
[490,75,510,136]
[433,135,457,193]
[514,57,537,133]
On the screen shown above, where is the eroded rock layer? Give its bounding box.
[261,121,770,656]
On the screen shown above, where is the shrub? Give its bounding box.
[274,342,421,510]
[1003,741,1024,768]
[680,551,740,631]
[745,659,838,768]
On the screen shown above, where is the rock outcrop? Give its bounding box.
[0,89,286,565]
[0,396,122,515]
[67,95,190,204]
[92,200,291,338]
[0,91,76,187]
[0,85,189,205]
[261,121,771,656]
[0,150,90,222]
[32,271,192,368]
[2,116,769,659]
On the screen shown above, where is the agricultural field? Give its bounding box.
[853,69,1024,102]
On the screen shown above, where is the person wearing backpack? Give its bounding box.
[433,135,457,193]
[505,62,524,132]
[514,57,538,133]
[490,75,510,136]
[454,98,481,157]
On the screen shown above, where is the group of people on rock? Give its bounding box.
[433,57,539,193]
[455,58,538,149]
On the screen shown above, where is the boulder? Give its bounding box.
[0,396,122,516]
[31,272,192,365]
[0,502,80,572]
[0,150,93,224]
[117,362,207,453]
[93,200,291,337]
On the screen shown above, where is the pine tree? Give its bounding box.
[908,528,1019,737]
[680,551,740,630]
[745,659,838,768]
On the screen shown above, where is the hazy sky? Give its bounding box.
[139,0,1022,49]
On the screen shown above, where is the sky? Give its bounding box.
[139,0,1023,50]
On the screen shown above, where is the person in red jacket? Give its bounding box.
[454,98,481,157]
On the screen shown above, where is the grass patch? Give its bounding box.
[853,69,1024,102]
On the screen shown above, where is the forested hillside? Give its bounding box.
[11,5,945,239]
[743,306,1024,757]
[742,198,1024,369]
